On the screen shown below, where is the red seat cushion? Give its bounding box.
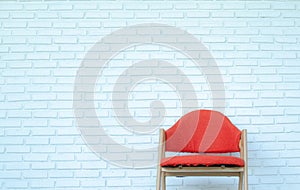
[161,155,245,167]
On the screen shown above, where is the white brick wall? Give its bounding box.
[1,1,300,189]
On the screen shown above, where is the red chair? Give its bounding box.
[156,110,248,190]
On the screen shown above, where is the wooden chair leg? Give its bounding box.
[156,166,161,190]
[161,173,166,190]
[244,170,248,190]
[238,172,243,190]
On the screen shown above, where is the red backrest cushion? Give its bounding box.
[165,110,241,153]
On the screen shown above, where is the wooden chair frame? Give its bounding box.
[156,129,248,190]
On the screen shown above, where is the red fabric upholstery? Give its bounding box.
[161,155,245,167]
[165,110,241,153]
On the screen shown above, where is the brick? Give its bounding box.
[260,28,283,35]
[0,120,21,128]
[10,46,34,53]
[283,11,300,18]
[30,180,55,188]
[56,162,81,170]
[36,12,59,19]
[124,3,147,10]
[56,146,81,153]
[23,120,48,128]
[247,3,271,9]
[275,37,297,44]
[31,93,56,100]
[49,153,75,161]
[174,3,198,10]
[251,117,274,125]
[0,171,21,179]
[260,11,281,18]
[198,3,221,10]
[23,170,48,179]
[211,29,234,35]
[5,129,30,136]
[10,29,35,36]
[273,3,296,10]
[280,167,300,175]
[287,159,300,167]
[74,170,100,178]
[111,12,134,19]
[5,163,30,170]
[279,116,300,126]
[2,85,25,93]
[2,53,26,61]
[53,37,77,44]
[28,37,52,45]
[49,119,73,127]
[224,21,247,27]
[235,44,259,51]
[81,162,107,169]
[61,12,85,19]
[283,44,300,51]
[0,4,22,10]
[223,3,245,10]
[6,146,30,153]
[73,3,98,10]
[280,150,300,158]
[3,21,26,28]
[127,170,151,177]
[27,53,50,60]
[253,167,278,175]
[4,180,28,188]
[2,37,26,44]
[277,133,300,142]
[49,4,72,11]
[31,146,55,153]
[53,22,76,28]
[260,91,284,99]
[262,159,286,167]
[286,176,300,183]
[199,20,223,27]
[272,20,295,27]
[25,137,49,145]
[11,12,34,19]
[28,21,52,28]
[186,12,209,18]
[85,12,109,19]
[23,3,47,10]
[48,170,73,178]
[81,179,105,187]
[132,177,155,186]
[0,154,22,162]
[261,176,284,184]
[236,11,259,18]
[211,11,234,18]
[49,136,73,145]
[107,178,131,186]
[284,28,300,35]
[55,179,80,187]
[51,52,75,60]
[0,46,9,53]
[149,3,172,10]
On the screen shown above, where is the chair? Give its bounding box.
[156,110,248,190]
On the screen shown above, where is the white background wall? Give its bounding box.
[0,1,300,189]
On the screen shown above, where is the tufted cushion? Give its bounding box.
[165,110,241,153]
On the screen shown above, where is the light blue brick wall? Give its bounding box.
[1,1,300,189]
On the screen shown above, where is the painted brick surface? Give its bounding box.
[0,1,300,189]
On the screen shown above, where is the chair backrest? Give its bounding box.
[165,110,241,153]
